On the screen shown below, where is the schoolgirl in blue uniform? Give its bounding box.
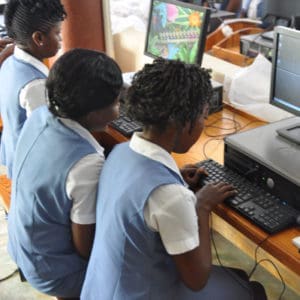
[82,58,266,299]
[0,0,66,178]
[8,49,123,299]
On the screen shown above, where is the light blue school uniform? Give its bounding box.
[0,55,46,178]
[8,105,96,298]
[242,0,263,18]
[81,143,255,300]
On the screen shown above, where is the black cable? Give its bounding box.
[209,214,254,292]
[249,258,286,300]
[248,236,286,300]
[237,120,266,132]
[232,109,239,133]
[202,137,223,159]
[202,114,243,158]
[248,236,269,276]
[205,117,242,132]
[0,268,18,282]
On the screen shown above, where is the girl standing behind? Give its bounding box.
[0,0,66,178]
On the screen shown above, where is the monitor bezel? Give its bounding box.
[269,26,300,117]
[144,0,210,66]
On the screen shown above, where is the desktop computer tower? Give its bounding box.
[224,117,300,210]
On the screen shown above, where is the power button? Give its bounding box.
[266,177,275,189]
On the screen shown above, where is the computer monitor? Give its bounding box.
[144,0,210,65]
[270,26,300,144]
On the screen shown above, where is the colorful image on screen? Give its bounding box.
[146,0,206,63]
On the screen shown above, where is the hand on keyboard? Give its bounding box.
[196,182,237,213]
[180,164,208,191]
[196,159,299,233]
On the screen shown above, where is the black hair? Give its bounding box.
[4,0,66,46]
[125,58,213,131]
[46,48,123,119]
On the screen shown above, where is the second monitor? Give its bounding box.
[144,0,222,114]
[145,0,210,65]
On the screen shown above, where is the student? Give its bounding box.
[220,0,242,14]
[241,0,263,19]
[81,58,266,300]
[8,49,123,299]
[0,0,66,178]
[0,37,14,66]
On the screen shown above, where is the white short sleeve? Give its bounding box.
[144,184,199,255]
[19,79,47,117]
[66,153,104,225]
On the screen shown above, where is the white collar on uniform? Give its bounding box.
[130,132,184,181]
[59,118,105,157]
[14,46,49,76]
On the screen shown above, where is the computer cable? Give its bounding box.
[237,120,266,132]
[248,236,286,300]
[249,258,286,300]
[0,268,18,282]
[209,214,256,293]
[202,137,223,159]
[204,117,241,137]
[202,115,242,159]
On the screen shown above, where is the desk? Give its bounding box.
[95,104,300,295]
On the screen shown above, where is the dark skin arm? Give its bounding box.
[0,38,14,67]
[172,182,236,291]
[71,222,95,260]
[226,0,242,12]
[180,164,208,192]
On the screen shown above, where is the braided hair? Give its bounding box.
[4,0,66,46]
[125,58,213,131]
[46,48,123,119]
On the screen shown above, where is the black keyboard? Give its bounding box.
[110,104,142,137]
[197,159,299,234]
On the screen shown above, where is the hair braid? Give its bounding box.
[126,58,213,131]
[4,0,66,46]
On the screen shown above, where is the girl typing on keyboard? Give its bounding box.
[82,58,266,300]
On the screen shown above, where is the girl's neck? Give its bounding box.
[140,127,178,154]
[18,45,44,62]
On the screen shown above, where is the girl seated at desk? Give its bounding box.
[81,58,266,299]
[8,48,123,300]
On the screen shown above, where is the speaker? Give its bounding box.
[209,79,223,115]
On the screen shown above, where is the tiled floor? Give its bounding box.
[0,205,299,300]
[0,206,54,300]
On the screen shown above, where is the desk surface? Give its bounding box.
[97,105,300,292]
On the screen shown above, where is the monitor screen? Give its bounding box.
[270,26,300,144]
[144,0,210,65]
